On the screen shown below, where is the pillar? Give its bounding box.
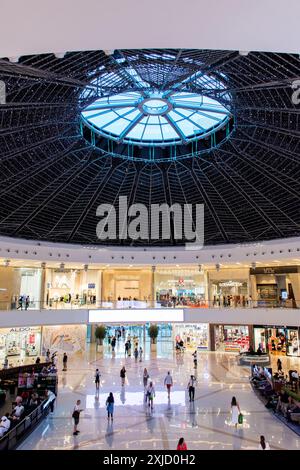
[209,324,216,351]
[96,270,102,307]
[204,269,209,305]
[40,262,47,309]
[248,324,254,350]
[151,266,156,308]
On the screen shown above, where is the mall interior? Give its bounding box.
[1,0,300,452]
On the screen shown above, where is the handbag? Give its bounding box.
[238,413,243,424]
[72,409,80,419]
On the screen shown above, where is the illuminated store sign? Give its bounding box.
[218,281,243,287]
[88,309,184,323]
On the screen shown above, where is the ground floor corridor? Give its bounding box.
[17,339,300,450]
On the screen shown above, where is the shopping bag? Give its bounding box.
[238,413,243,424]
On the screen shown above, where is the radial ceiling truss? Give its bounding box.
[0,49,300,246]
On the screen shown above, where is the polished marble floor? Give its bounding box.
[18,340,300,450]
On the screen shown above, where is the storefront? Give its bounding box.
[0,326,42,363]
[214,325,249,352]
[173,323,209,350]
[254,325,300,357]
[210,280,248,307]
[155,269,206,307]
[250,266,300,308]
[102,269,152,303]
[45,268,99,307]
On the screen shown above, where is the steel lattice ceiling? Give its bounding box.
[0,49,300,246]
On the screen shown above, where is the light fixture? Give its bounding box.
[83,264,88,272]
[59,262,65,270]
[104,49,114,56]
[215,263,220,272]
[9,56,20,63]
[54,52,66,59]
[41,262,46,269]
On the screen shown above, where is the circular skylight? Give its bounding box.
[81,90,231,147]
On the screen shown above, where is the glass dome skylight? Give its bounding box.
[81,90,231,147]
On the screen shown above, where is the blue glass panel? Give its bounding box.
[89,111,117,128]
[177,119,199,137]
[147,116,160,124]
[104,118,132,135]
[161,124,179,140]
[126,123,145,140]
[142,123,163,140]
[115,107,138,117]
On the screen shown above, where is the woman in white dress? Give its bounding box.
[231,396,241,427]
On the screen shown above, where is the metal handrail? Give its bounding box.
[0,298,299,310]
[0,398,51,450]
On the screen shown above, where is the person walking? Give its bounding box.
[187,375,196,402]
[106,392,114,421]
[46,349,51,361]
[25,295,30,310]
[72,399,84,435]
[258,435,270,450]
[62,352,68,371]
[146,381,155,411]
[192,350,197,368]
[111,336,116,352]
[128,340,132,357]
[277,358,282,372]
[134,347,139,361]
[95,368,101,390]
[120,366,126,386]
[17,296,23,310]
[139,346,143,362]
[125,341,129,357]
[164,371,173,398]
[44,388,56,413]
[230,396,241,428]
[143,368,149,390]
[177,437,188,450]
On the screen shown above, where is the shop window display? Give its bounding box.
[174,324,209,350]
[46,269,97,308]
[287,329,300,357]
[214,325,249,353]
[210,280,248,307]
[256,284,278,307]
[254,326,300,357]
[0,327,41,366]
[155,271,206,307]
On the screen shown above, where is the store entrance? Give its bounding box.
[105,323,172,342]
[214,325,249,353]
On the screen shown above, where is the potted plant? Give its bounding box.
[148,324,159,351]
[95,324,106,352]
